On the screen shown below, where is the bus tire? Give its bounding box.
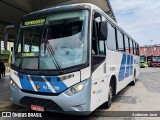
[105,77,116,109]
[130,69,136,86]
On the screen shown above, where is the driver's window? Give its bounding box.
[92,11,107,68]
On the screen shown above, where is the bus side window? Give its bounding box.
[92,16,99,55]
[117,30,125,52]
[106,23,117,51]
[129,39,133,54]
[134,42,137,55]
[133,42,136,55]
[125,36,130,54]
[136,44,140,55]
[99,16,107,55]
[92,12,107,68]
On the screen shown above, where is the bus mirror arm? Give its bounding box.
[3,25,17,50]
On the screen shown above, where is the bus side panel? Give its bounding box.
[80,67,91,81]
[106,50,134,94]
[133,55,140,79]
[90,61,108,111]
[106,50,124,94]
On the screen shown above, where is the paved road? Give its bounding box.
[0,73,23,111]
[106,67,160,111]
[0,74,12,108]
[0,68,160,119]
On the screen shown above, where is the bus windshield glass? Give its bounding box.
[13,10,89,70]
[152,56,160,62]
[158,57,160,62]
[152,56,158,62]
[140,56,146,63]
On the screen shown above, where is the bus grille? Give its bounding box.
[20,96,63,111]
[21,89,61,96]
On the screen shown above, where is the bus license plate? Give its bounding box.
[31,105,44,112]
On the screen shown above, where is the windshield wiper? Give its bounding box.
[46,42,62,71]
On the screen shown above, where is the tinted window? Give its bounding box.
[99,16,107,55]
[125,36,130,54]
[107,23,117,51]
[132,42,135,54]
[133,42,136,54]
[136,44,139,55]
[134,43,136,55]
[117,30,124,52]
[134,43,137,55]
[99,16,107,41]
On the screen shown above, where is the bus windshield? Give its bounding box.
[140,56,146,63]
[13,10,89,70]
[158,57,160,62]
[152,56,160,62]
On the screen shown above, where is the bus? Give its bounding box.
[147,56,160,67]
[6,3,140,114]
[140,55,147,68]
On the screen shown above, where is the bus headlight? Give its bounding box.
[64,80,88,96]
[10,79,18,89]
[10,79,13,85]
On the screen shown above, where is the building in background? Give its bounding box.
[140,45,160,56]
[1,41,14,52]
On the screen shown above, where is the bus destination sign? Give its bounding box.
[22,19,45,27]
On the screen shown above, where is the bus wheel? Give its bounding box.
[105,83,113,108]
[130,70,136,86]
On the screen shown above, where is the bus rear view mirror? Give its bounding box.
[4,25,17,50]
[100,21,107,40]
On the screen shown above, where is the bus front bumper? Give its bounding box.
[140,63,147,68]
[9,80,91,115]
[151,63,160,67]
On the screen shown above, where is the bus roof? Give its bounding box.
[24,3,92,18]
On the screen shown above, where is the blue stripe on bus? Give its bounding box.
[18,73,34,91]
[119,54,134,81]
[118,53,126,81]
[49,77,68,93]
[18,74,68,93]
[31,76,52,93]
[125,55,130,78]
[130,55,133,75]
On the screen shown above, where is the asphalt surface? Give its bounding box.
[0,68,160,120]
[106,67,160,111]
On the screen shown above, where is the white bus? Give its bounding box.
[6,3,140,115]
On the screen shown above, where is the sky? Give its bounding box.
[109,0,160,46]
